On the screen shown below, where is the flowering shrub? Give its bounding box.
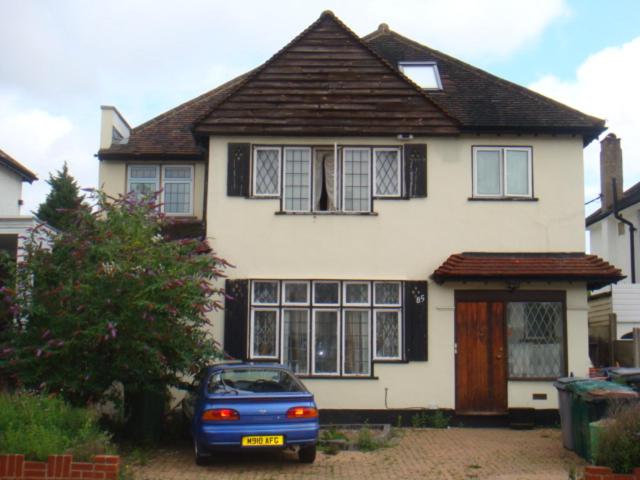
[0,191,229,428]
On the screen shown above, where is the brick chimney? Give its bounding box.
[600,133,623,211]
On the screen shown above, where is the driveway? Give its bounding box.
[129,428,584,480]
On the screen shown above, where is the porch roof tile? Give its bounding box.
[432,252,624,290]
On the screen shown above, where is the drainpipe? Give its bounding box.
[612,177,636,283]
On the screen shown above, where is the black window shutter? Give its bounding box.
[404,281,428,361]
[403,144,427,198]
[227,143,251,197]
[223,279,249,360]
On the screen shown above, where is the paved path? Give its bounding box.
[129,428,584,480]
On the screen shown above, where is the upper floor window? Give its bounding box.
[472,146,532,198]
[127,164,194,215]
[399,62,442,90]
[252,145,402,213]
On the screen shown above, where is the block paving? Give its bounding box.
[130,428,585,480]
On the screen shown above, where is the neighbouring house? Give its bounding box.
[97,11,624,422]
[587,134,640,344]
[0,148,39,260]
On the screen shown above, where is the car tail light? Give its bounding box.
[286,406,318,419]
[201,408,240,421]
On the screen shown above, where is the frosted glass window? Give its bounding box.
[506,150,531,196]
[475,150,502,196]
[284,148,311,211]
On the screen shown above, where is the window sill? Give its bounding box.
[297,375,379,380]
[508,377,561,382]
[468,197,538,202]
[275,211,378,216]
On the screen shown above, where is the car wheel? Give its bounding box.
[194,439,210,466]
[298,445,316,464]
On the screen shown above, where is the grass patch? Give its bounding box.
[0,392,114,461]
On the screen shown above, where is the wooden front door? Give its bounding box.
[455,301,508,414]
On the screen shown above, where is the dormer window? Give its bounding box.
[399,62,442,90]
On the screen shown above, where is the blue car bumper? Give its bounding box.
[196,421,319,450]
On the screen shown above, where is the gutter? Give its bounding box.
[613,177,637,283]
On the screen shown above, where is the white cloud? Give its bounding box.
[529,37,640,212]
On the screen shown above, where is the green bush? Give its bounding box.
[0,393,113,461]
[594,402,640,474]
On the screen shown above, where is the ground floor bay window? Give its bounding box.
[222,279,428,378]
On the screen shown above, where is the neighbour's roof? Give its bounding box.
[0,148,37,182]
[586,181,640,226]
[432,252,624,290]
[98,11,606,161]
[363,25,605,144]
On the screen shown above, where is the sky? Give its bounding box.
[0,0,639,216]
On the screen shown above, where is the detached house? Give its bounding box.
[97,12,623,422]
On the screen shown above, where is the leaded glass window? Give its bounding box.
[344,282,370,305]
[163,166,192,214]
[343,148,371,212]
[374,282,401,306]
[374,310,401,359]
[252,281,278,305]
[253,147,280,196]
[313,282,339,305]
[374,149,401,197]
[283,309,309,374]
[252,309,278,358]
[507,302,564,378]
[343,310,370,375]
[128,165,159,199]
[283,281,309,305]
[284,148,311,211]
[313,310,339,374]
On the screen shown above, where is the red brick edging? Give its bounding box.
[585,466,640,480]
[0,454,119,480]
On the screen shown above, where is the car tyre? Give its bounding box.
[194,439,210,466]
[298,445,316,464]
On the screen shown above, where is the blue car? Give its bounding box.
[182,363,320,465]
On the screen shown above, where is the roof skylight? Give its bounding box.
[399,62,442,90]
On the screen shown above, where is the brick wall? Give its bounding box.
[0,454,119,480]
[585,466,640,480]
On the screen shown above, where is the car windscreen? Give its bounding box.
[207,368,306,394]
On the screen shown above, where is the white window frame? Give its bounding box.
[343,281,371,307]
[281,308,310,375]
[250,308,280,360]
[311,308,341,376]
[252,280,280,306]
[127,164,160,196]
[283,147,312,212]
[472,146,533,198]
[398,61,443,90]
[342,147,372,213]
[312,281,341,306]
[373,148,402,198]
[252,146,281,197]
[373,309,402,361]
[373,281,402,307]
[504,147,533,198]
[312,148,339,213]
[161,164,194,216]
[282,281,310,306]
[342,309,371,377]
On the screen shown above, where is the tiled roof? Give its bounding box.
[99,12,606,160]
[194,11,459,136]
[432,252,624,290]
[0,148,37,182]
[363,27,605,145]
[586,180,640,226]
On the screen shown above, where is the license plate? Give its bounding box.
[241,435,284,447]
